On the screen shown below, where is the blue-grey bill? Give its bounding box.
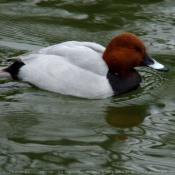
[142,53,169,72]
[148,58,169,72]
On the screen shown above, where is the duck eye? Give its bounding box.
[130,48,136,51]
[130,47,142,52]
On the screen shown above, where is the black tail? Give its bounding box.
[3,61,25,80]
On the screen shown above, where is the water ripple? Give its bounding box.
[1,0,175,173]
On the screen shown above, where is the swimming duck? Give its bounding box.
[3,32,168,99]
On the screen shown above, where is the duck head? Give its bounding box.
[103,32,168,74]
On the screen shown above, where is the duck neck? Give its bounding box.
[107,69,142,96]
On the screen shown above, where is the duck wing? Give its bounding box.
[39,41,108,76]
[6,41,108,76]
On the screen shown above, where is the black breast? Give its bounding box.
[107,69,142,96]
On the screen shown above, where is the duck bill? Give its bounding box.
[141,52,169,72]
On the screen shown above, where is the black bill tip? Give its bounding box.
[156,66,169,72]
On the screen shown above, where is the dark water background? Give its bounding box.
[0,0,175,174]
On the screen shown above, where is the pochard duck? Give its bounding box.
[3,32,168,99]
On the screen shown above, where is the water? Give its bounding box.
[0,0,175,174]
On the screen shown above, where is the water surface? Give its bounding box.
[0,0,175,174]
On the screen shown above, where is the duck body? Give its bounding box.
[3,33,168,99]
[18,53,114,99]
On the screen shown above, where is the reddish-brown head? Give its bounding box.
[103,32,146,74]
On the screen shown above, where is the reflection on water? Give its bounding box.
[0,0,175,173]
[105,106,146,128]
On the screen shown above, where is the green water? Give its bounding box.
[0,0,175,174]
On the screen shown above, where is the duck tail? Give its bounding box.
[2,62,25,80]
[0,67,11,79]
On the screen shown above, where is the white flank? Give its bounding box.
[18,54,113,99]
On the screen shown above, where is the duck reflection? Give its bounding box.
[105,105,147,128]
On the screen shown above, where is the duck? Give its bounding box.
[2,32,168,99]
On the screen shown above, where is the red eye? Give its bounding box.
[130,48,136,51]
[130,47,142,52]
